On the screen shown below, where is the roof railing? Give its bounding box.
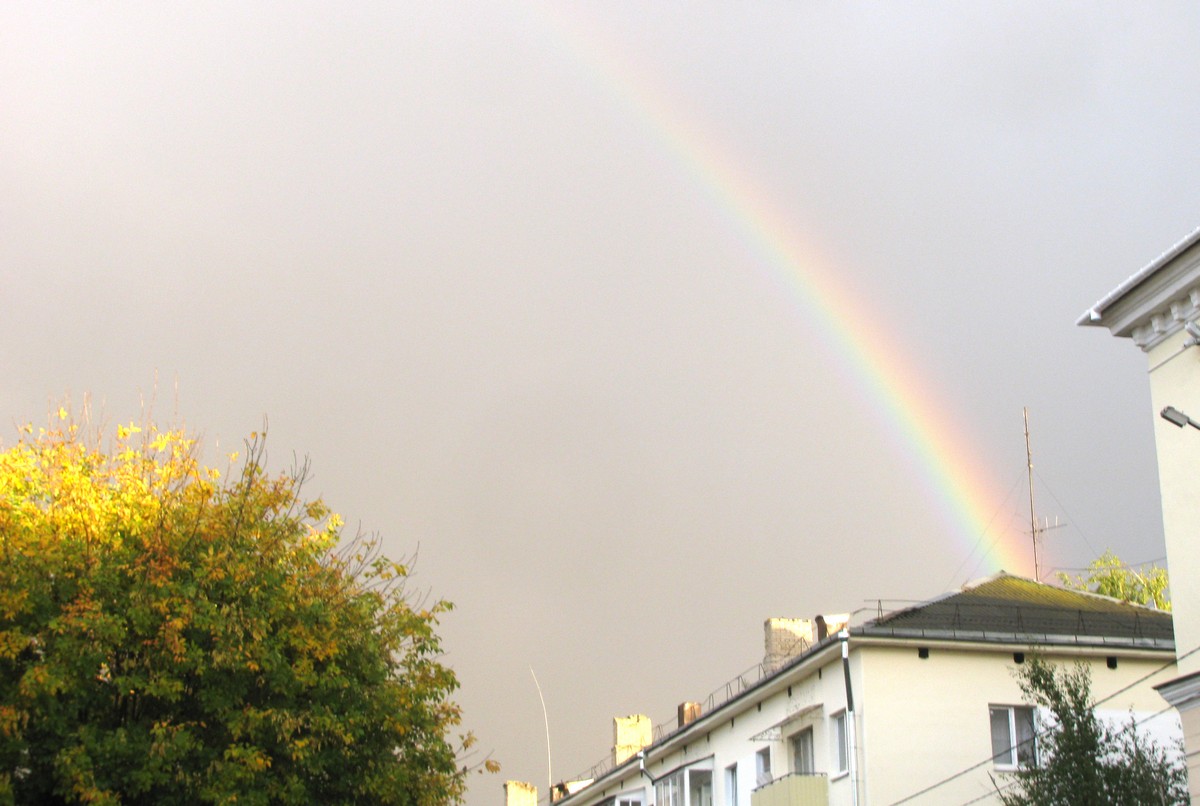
[562,606,886,785]
[560,596,1171,790]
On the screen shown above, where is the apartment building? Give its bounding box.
[525,574,1177,806]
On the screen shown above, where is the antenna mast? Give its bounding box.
[1024,407,1040,580]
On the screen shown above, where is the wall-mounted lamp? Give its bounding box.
[1161,406,1200,430]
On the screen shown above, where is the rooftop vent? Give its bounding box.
[815,613,850,641]
[678,701,702,728]
[550,780,593,803]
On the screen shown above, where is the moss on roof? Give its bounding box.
[859,573,1172,646]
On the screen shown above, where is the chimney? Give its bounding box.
[613,714,652,765]
[677,701,702,728]
[764,618,814,673]
[505,781,538,806]
[815,613,850,641]
[551,780,594,803]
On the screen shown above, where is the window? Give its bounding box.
[656,771,684,806]
[789,727,815,774]
[990,705,1037,767]
[608,798,641,806]
[689,770,713,806]
[755,748,771,786]
[725,764,738,806]
[832,711,849,774]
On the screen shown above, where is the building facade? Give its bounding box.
[541,575,1177,806]
[1080,227,1200,798]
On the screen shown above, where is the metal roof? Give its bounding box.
[856,573,1173,648]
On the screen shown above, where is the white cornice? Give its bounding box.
[1155,670,1200,711]
[1079,228,1200,352]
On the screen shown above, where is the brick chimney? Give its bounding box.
[613,714,652,765]
[764,618,814,673]
[505,781,537,806]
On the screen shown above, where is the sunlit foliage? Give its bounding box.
[0,415,478,804]
[1057,551,1170,611]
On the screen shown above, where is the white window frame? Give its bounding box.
[688,768,713,806]
[655,770,684,806]
[754,747,772,786]
[989,704,1037,768]
[724,763,738,806]
[789,726,815,775]
[831,711,849,775]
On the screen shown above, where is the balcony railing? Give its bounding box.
[750,773,829,806]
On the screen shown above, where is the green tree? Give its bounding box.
[997,656,1186,806]
[0,416,483,805]
[1057,551,1170,610]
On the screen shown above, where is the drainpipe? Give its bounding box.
[637,750,655,788]
[839,629,860,806]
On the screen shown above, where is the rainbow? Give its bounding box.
[527,3,1028,577]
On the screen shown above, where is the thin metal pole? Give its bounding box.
[1024,408,1039,580]
[531,667,553,800]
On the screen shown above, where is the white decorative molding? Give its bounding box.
[1079,232,1200,351]
[1156,671,1200,712]
[1172,296,1197,322]
[1132,325,1155,348]
[1110,290,1200,353]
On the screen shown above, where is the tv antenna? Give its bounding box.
[1024,407,1064,581]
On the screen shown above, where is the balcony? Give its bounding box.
[750,773,829,806]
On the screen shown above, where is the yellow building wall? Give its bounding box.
[856,644,1178,805]
[1177,704,1200,803]
[1146,328,1200,677]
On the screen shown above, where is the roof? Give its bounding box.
[552,573,1173,802]
[856,573,1173,649]
[1078,224,1200,326]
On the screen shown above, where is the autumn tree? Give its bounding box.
[0,415,478,805]
[1057,551,1170,610]
[997,657,1186,806]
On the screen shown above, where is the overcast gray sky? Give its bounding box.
[3,3,1198,803]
